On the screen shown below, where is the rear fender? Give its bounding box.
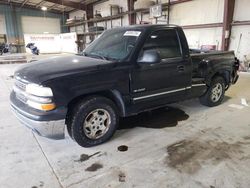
[207,70,230,87]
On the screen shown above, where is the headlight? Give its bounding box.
[24,84,55,111]
[26,83,53,97]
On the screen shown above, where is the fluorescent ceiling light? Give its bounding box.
[41,6,47,11]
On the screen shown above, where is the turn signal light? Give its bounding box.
[41,103,56,111]
[27,100,56,111]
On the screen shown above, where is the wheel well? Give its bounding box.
[211,71,230,87]
[65,90,125,125]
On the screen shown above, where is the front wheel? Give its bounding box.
[199,76,225,107]
[68,96,119,147]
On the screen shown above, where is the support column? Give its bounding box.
[127,0,136,25]
[221,0,235,51]
[86,4,94,28]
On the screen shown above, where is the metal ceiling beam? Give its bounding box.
[47,3,58,10]
[35,0,45,8]
[84,0,105,5]
[67,8,79,13]
[0,0,63,13]
[21,0,29,8]
[43,0,86,10]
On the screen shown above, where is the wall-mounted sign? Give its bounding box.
[150,4,162,18]
[24,32,77,54]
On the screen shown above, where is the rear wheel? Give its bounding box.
[199,76,225,107]
[67,96,118,147]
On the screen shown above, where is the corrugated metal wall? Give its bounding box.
[0,4,68,48]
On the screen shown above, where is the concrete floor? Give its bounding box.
[0,63,250,188]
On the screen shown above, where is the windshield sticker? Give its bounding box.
[151,35,158,39]
[124,31,141,37]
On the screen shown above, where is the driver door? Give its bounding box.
[130,29,192,105]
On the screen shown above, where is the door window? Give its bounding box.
[143,29,182,59]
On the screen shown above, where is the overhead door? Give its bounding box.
[0,14,6,34]
[21,16,60,34]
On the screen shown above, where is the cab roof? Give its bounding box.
[119,24,180,30]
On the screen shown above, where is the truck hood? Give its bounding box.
[15,55,114,84]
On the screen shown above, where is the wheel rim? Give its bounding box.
[83,109,111,139]
[211,83,223,102]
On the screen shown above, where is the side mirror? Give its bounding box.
[137,49,161,64]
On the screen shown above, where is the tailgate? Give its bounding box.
[232,57,240,84]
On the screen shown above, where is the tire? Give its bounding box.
[66,115,73,138]
[199,76,226,107]
[68,96,119,147]
[3,48,8,53]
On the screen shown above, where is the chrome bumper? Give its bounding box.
[11,105,65,139]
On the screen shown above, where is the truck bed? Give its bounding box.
[190,50,236,80]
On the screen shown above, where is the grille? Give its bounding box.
[15,79,27,91]
[15,92,27,103]
[14,78,28,104]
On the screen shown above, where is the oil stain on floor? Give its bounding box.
[85,163,103,172]
[118,171,126,182]
[117,145,128,152]
[75,151,101,162]
[31,181,44,188]
[166,139,244,174]
[119,107,189,129]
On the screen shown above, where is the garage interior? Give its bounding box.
[0,0,250,188]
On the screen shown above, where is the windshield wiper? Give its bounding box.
[83,52,108,60]
[83,52,118,61]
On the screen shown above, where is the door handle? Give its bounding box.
[177,65,185,72]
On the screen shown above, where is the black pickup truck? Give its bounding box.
[10,25,239,147]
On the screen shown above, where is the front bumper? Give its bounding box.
[11,105,65,139]
[10,91,66,139]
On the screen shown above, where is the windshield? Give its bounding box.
[83,29,142,61]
